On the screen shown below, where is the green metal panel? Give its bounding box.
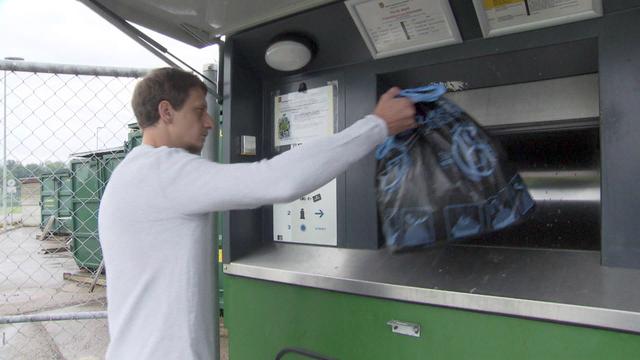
[71,159,101,270]
[40,176,57,225]
[218,232,224,313]
[101,153,125,185]
[127,132,143,152]
[58,174,73,233]
[73,233,102,270]
[70,152,125,270]
[125,124,142,153]
[40,170,72,234]
[225,276,640,360]
[218,115,225,313]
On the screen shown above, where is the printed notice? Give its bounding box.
[476,0,602,37]
[274,85,334,147]
[346,0,461,58]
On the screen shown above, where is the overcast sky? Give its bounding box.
[0,0,219,68]
[0,0,220,165]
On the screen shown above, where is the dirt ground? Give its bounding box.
[0,226,228,359]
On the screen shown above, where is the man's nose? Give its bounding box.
[204,114,214,129]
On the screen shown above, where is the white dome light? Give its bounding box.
[265,40,313,71]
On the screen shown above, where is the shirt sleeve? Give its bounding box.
[160,114,388,214]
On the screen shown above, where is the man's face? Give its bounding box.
[171,88,213,154]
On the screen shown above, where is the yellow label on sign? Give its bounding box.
[218,249,222,263]
[483,0,524,10]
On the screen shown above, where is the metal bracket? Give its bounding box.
[240,135,257,156]
[386,320,421,338]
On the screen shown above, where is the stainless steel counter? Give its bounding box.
[225,243,640,333]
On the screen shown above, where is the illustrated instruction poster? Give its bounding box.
[274,85,334,147]
[273,85,338,246]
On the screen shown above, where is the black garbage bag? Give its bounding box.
[376,84,535,251]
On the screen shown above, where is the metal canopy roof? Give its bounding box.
[80,0,337,47]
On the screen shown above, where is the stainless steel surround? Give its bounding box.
[225,244,640,334]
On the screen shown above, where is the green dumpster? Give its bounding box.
[40,169,73,234]
[70,149,125,270]
[66,121,142,272]
[124,123,142,153]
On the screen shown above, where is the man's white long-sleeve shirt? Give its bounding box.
[98,114,388,359]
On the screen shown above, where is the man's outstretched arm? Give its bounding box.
[164,87,416,214]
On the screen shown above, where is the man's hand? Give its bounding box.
[373,87,416,136]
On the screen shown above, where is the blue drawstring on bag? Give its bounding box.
[398,83,447,103]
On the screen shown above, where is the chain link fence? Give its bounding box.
[0,60,149,359]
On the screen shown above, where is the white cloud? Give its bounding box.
[0,0,220,165]
[0,0,219,68]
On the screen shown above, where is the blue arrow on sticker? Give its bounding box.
[315,210,324,218]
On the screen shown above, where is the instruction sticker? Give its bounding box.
[273,84,338,246]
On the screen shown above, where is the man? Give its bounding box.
[99,67,415,359]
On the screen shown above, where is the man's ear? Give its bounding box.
[158,100,174,124]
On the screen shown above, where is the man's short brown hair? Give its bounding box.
[131,68,207,129]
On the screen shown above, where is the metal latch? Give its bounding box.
[386,320,421,338]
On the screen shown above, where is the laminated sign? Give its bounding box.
[376,84,535,251]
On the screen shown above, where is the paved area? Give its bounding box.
[0,226,229,359]
[0,227,107,359]
[0,227,106,315]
